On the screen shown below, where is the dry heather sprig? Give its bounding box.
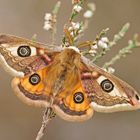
[43,1,61,44]
[36,108,56,140]
[103,34,140,70]
[92,23,130,62]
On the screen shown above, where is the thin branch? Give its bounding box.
[36,108,56,140]
[31,34,37,41]
[51,1,61,44]
[103,35,140,69]
[70,0,84,22]
[92,23,130,62]
[43,1,61,45]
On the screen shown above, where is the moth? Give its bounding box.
[0,34,140,122]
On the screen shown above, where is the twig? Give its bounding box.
[70,0,84,22]
[36,108,56,140]
[92,23,130,62]
[103,34,140,69]
[31,34,37,41]
[51,1,61,44]
[43,1,61,45]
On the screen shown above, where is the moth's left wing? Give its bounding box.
[0,34,60,77]
[81,57,140,113]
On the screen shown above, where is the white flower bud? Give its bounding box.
[103,68,107,72]
[108,67,115,74]
[43,21,52,31]
[68,26,73,31]
[44,13,53,21]
[98,40,108,49]
[70,31,74,37]
[89,49,97,56]
[75,23,80,29]
[91,44,98,49]
[71,22,81,30]
[83,10,93,18]
[73,5,82,13]
[101,37,109,43]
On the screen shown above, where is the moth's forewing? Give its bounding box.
[0,34,59,77]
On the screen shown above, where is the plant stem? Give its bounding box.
[103,35,140,69]
[92,23,130,62]
[36,108,56,140]
[51,1,61,44]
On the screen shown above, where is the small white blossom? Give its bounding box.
[70,31,74,37]
[43,21,52,31]
[44,13,53,21]
[103,67,115,74]
[101,37,109,43]
[73,5,82,13]
[128,40,133,45]
[89,49,97,54]
[91,44,98,49]
[98,40,108,49]
[108,67,115,74]
[68,26,73,31]
[71,22,81,30]
[103,68,107,72]
[83,10,93,18]
[89,49,97,56]
[74,23,80,29]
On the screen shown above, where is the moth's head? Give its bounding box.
[65,46,80,54]
[59,46,81,65]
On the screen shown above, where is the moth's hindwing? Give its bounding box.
[11,67,51,107]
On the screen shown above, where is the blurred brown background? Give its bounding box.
[0,0,140,140]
